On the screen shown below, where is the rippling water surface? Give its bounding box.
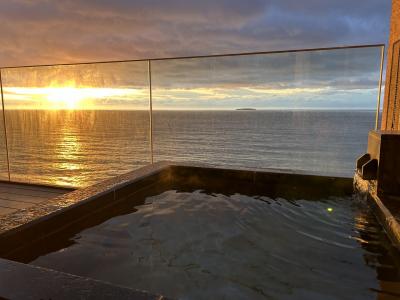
[30,190,400,299]
[0,110,374,187]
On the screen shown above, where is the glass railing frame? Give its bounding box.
[0,44,386,185]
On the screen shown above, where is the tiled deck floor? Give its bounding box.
[0,182,70,216]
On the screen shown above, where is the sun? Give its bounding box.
[46,86,84,109]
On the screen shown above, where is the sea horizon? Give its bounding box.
[1,107,378,111]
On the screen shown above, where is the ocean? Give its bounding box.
[0,110,374,187]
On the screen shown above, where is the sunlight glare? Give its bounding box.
[46,86,83,109]
[4,83,145,110]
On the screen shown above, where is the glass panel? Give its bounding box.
[1,61,150,187]
[151,46,383,177]
[0,88,9,180]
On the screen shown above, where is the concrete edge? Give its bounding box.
[0,161,353,238]
[0,179,77,192]
[354,173,400,250]
[0,161,171,236]
[170,160,354,180]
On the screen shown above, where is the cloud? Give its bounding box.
[2,45,382,90]
[0,1,388,110]
[0,0,391,67]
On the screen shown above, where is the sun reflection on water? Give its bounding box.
[51,113,84,187]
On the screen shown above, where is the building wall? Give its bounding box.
[382,0,400,130]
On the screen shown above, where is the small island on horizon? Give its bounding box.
[235,108,257,111]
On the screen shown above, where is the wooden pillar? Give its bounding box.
[382,0,400,130]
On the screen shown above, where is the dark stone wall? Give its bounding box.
[382,0,400,130]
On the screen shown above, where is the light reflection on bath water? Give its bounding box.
[30,190,400,299]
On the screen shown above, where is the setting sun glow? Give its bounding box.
[46,87,84,109]
[4,84,147,110]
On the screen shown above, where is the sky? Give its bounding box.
[0,0,392,110]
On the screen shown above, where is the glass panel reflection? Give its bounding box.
[1,62,150,187]
[0,99,9,181]
[151,47,383,177]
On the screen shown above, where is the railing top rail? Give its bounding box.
[0,44,385,70]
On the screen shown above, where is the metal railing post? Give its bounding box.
[0,69,11,181]
[375,45,385,130]
[148,60,154,164]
